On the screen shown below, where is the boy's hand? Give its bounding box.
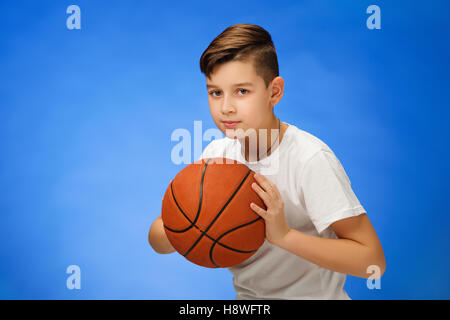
[250,173,291,246]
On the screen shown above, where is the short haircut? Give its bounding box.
[199,23,279,88]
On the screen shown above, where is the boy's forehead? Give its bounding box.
[206,81,255,89]
[206,60,261,88]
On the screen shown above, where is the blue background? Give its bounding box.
[0,0,449,299]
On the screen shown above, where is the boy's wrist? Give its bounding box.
[271,226,294,248]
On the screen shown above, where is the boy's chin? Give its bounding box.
[224,128,245,140]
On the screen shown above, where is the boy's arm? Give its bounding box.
[148,215,176,254]
[250,172,386,279]
[275,213,386,279]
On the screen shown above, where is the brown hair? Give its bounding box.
[199,23,279,88]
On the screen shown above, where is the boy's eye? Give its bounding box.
[209,90,221,97]
[208,89,249,97]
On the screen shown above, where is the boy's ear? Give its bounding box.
[270,76,284,106]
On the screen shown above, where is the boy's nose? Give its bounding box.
[221,104,236,114]
[221,101,236,114]
[220,94,236,114]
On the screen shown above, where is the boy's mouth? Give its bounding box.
[222,121,241,128]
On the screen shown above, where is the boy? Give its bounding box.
[149,23,386,299]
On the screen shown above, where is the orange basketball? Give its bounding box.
[161,157,266,268]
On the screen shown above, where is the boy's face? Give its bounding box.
[206,60,282,140]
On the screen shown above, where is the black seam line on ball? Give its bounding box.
[167,158,211,233]
[183,169,252,258]
[164,216,260,255]
[209,216,263,268]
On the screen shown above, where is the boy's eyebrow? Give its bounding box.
[206,82,254,89]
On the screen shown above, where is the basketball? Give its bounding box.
[161,157,266,268]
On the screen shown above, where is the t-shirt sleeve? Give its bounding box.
[299,149,366,234]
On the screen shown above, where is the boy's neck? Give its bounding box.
[241,117,286,162]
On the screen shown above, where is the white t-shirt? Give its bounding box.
[199,122,366,300]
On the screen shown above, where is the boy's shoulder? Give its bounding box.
[203,135,232,150]
[200,136,233,159]
[284,123,333,163]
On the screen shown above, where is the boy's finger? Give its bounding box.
[254,173,276,198]
[252,182,270,202]
[250,202,267,219]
